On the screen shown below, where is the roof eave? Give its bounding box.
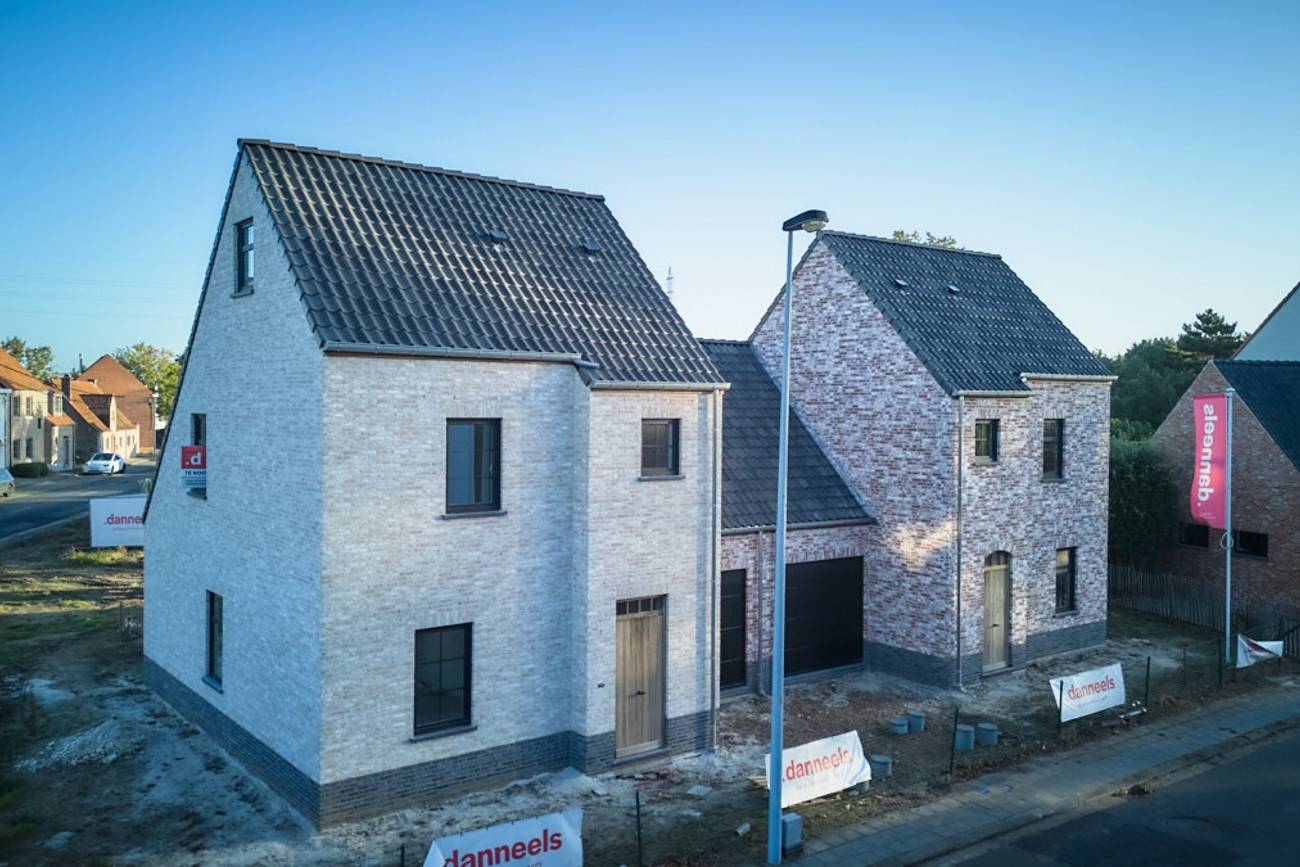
[722,516,877,536]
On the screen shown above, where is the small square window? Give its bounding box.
[1233,530,1268,559]
[414,624,472,735]
[641,419,680,476]
[235,220,255,294]
[974,419,999,462]
[1055,548,1077,613]
[1043,419,1064,479]
[446,419,501,513]
[1179,523,1209,548]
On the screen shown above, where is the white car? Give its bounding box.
[84,453,126,475]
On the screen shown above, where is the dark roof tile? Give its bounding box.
[1216,360,1300,472]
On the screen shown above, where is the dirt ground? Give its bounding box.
[1,525,1294,866]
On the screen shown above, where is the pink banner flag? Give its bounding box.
[1190,394,1228,529]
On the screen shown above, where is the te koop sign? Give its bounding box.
[1050,663,1126,722]
[423,808,582,867]
[766,730,871,808]
[89,495,146,548]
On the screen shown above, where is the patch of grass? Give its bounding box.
[63,546,133,566]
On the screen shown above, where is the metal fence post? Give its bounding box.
[949,705,960,776]
[1218,646,1224,687]
[636,789,644,867]
[1057,679,1065,737]
[399,843,405,867]
[1144,656,1151,708]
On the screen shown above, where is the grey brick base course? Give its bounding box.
[1026,619,1107,659]
[147,657,713,827]
[145,657,323,824]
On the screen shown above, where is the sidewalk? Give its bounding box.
[792,684,1300,866]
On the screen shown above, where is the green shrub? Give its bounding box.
[9,462,48,478]
[1110,438,1178,567]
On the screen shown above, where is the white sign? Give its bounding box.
[423,808,582,867]
[1050,663,1126,722]
[89,495,146,548]
[765,730,871,808]
[1237,634,1284,668]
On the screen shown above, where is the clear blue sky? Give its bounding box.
[2,1,1297,372]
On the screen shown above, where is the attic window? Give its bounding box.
[581,241,603,256]
[947,284,960,294]
[894,278,909,288]
[488,229,509,244]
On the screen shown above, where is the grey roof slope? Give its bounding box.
[1216,360,1300,472]
[241,140,722,386]
[700,339,872,532]
[815,232,1110,394]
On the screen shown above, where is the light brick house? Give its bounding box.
[744,233,1113,686]
[1,347,75,471]
[1234,280,1299,361]
[1152,360,1300,610]
[144,140,726,826]
[78,354,158,453]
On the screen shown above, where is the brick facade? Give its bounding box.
[146,153,722,826]
[1151,362,1300,610]
[750,242,1109,685]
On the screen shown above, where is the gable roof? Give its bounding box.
[0,348,51,393]
[78,354,151,395]
[811,232,1110,394]
[700,339,872,532]
[240,140,723,387]
[1215,360,1300,472]
[1233,279,1300,361]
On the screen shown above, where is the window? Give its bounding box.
[414,624,471,735]
[24,438,32,459]
[25,396,33,416]
[1055,548,1077,612]
[36,416,42,430]
[11,440,18,460]
[1042,419,1064,478]
[1233,530,1269,559]
[235,220,255,294]
[191,413,207,446]
[616,596,665,615]
[640,419,680,476]
[53,395,62,414]
[974,419,1000,462]
[1179,522,1210,548]
[446,419,500,513]
[205,591,223,686]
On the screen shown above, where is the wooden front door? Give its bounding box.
[616,596,665,757]
[983,552,1011,672]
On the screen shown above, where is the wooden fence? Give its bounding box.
[1109,564,1300,659]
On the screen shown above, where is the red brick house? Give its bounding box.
[78,354,158,453]
[1152,360,1300,610]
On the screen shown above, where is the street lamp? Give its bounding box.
[768,208,828,864]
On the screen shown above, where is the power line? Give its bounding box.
[0,308,192,321]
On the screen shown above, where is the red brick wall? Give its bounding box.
[1151,362,1300,610]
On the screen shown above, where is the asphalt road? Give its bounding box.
[953,725,1300,866]
[0,459,155,542]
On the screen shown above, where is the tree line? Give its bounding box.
[2,336,182,421]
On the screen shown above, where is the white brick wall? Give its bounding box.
[144,154,325,781]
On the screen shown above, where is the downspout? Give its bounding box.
[757,530,769,697]
[955,395,965,690]
[709,388,721,749]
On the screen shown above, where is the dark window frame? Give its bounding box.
[24,438,32,459]
[1043,419,1065,479]
[445,419,501,514]
[1233,530,1269,559]
[205,591,223,686]
[640,418,681,477]
[974,419,1000,463]
[414,623,472,736]
[1055,547,1077,613]
[1179,522,1210,548]
[234,219,255,295]
[190,413,207,499]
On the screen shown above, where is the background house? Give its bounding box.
[145,140,725,826]
[749,232,1113,685]
[57,376,140,462]
[1234,280,1299,361]
[78,354,158,453]
[1151,360,1300,610]
[1,346,74,470]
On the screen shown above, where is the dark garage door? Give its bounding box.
[785,557,863,676]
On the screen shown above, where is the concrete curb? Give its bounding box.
[872,713,1300,866]
[0,512,85,548]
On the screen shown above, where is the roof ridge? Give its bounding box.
[1218,359,1300,366]
[239,139,606,202]
[821,230,1002,259]
[697,338,752,346]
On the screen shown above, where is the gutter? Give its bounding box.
[721,516,876,537]
[955,395,965,690]
[951,389,1033,399]
[1020,372,1118,384]
[590,380,731,392]
[322,342,600,368]
[709,388,721,749]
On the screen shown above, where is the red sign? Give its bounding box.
[1190,394,1227,529]
[181,446,206,469]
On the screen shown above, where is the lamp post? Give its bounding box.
[768,209,828,865]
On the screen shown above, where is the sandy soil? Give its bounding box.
[1,525,1292,866]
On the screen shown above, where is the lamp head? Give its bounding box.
[782,209,829,233]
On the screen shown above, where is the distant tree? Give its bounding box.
[891,229,958,248]
[114,342,181,421]
[1,336,55,381]
[1102,338,1195,430]
[1175,309,1245,366]
[1109,438,1179,567]
[1110,418,1155,441]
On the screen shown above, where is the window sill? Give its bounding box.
[201,675,223,693]
[231,288,254,298]
[1053,609,1080,618]
[187,488,208,500]
[440,509,507,520]
[1041,476,1066,484]
[971,459,999,467]
[637,474,684,482]
[410,723,476,743]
